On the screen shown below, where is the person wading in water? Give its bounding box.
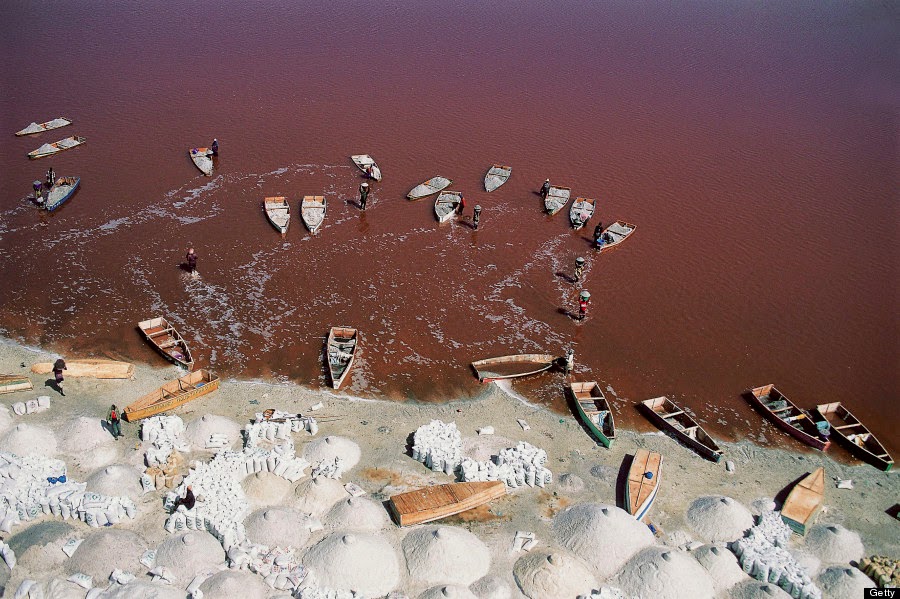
[186,247,198,275]
[540,179,551,199]
[359,182,369,211]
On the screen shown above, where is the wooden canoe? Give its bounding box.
[597,220,636,251]
[351,154,382,181]
[45,176,80,212]
[626,449,663,522]
[544,185,571,215]
[434,191,462,223]
[326,326,358,389]
[639,396,723,462]
[569,197,595,230]
[484,164,511,192]
[814,402,893,471]
[31,359,134,379]
[780,467,825,535]
[28,136,86,159]
[0,375,33,395]
[569,381,616,448]
[471,354,556,383]
[264,196,290,235]
[123,369,219,422]
[407,176,452,200]
[16,117,72,136]
[189,147,213,176]
[746,385,830,451]
[388,481,506,527]
[138,316,194,370]
[301,195,326,233]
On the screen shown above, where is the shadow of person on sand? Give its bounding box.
[557,307,582,321]
[44,378,64,396]
[100,419,118,439]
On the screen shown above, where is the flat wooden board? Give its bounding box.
[390,481,506,526]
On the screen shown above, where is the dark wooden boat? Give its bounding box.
[31,359,134,379]
[746,385,830,451]
[626,449,663,522]
[388,481,506,526]
[138,316,194,370]
[471,354,556,383]
[597,220,636,252]
[0,375,33,395]
[639,396,723,462]
[45,176,80,212]
[814,402,893,471]
[326,326,358,389]
[123,369,219,422]
[569,381,615,448]
[780,467,824,535]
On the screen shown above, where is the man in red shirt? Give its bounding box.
[578,290,590,320]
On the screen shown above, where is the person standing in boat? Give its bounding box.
[573,256,585,283]
[52,358,66,396]
[211,138,219,156]
[473,205,482,230]
[186,246,198,275]
[107,404,122,440]
[359,182,369,211]
[46,167,56,188]
[540,179,551,199]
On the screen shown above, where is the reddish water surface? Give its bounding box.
[1,1,897,455]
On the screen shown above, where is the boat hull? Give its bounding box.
[389,481,506,526]
[484,165,511,192]
[138,317,194,370]
[31,359,134,379]
[407,177,452,200]
[597,221,636,252]
[124,369,219,422]
[471,354,556,382]
[327,326,358,389]
[190,147,213,175]
[780,467,825,535]
[45,177,80,212]
[639,397,723,462]
[569,382,615,448]
[626,449,662,522]
[813,402,893,471]
[747,385,830,451]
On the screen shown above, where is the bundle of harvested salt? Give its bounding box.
[412,420,462,474]
[459,441,552,488]
[184,414,241,450]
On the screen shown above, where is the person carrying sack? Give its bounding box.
[107,404,122,440]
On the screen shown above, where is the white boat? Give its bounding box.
[351,154,382,181]
[544,185,571,215]
[484,164,511,192]
[189,147,213,176]
[16,117,72,136]
[28,136,86,159]
[407,176,452,200]
[434,191,462,223]
[569,197,595,230]
[264,197,290,235]
[301,195,326,233]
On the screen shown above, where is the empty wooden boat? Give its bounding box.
[639,396,723,462]
[569,381,616,448]
[264,196,290,235]
[28,136,86,159]
[351,154,382,181]
[388,481,506,526]
[747,385,830,451]
[434,191,462,223]
[44,176,80,212]
[189,147,213,175]
[326,326,358,389]
[484,164,511,192]
[814,403,893,471]
[138,316,194,370]
[407,176,452,200]
[0,375,33,395]
[16,117,72,136]
[123,369,219,422]
[301,195,326,233]
[31,359,134,379]
[780,467,825,535]
[569,197,596,230]
[597,220,636,251]
[544,185,571,215]
[471,354,556,383]
[626,449,663,522]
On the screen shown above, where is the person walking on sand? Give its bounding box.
[573,256,585,283]
[107,404,122,440]
[53,358,66,396]
[186,247,198,275]
[46,166,56,188]
[211,138,219,156]
[359,182,369,211]
[456,193,466,216]
[577,290,590,321]
[540,179,551,199]
[473,205,482,230]
[172,485,195,511]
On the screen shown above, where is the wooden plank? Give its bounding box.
[389,481,505,527]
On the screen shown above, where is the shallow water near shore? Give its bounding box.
[0,1,896,454]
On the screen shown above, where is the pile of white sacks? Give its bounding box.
[731,510,821,599]
[296,588,363,599]
[0,539,15,569]
[142,415,190,467]
[412,420,462,475]
[0,451,136,535]
[246,410,319,447]
[460,441,552,488]
[11,395,51,416]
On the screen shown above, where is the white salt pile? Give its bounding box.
[512,551,597,599]
[692,543,748,592]
[412,420,463,475]
[0,423,58,456]
[7,521,74,571]
[729,580,793,598]
[402,526,491,587]
[460,441,552,489]
[184,414,242,449]
[57,416,118,469]
[469,574,512,599]
[293,476,347,517]
[557,473,585,494]
[199,569,270,599]
[419,584,479,599]
[86,464,143,499]
[552,503,655,579]
[93,580,186,598]
[244,507,313,548]
[686,496,754,542]
[302,532,400,596]
[17,577,86,598]
[616,546,716,599]
[242,471,293,507]
[324,496,389,532]
[817,566,875,598]
[303,435,362,471]
[804,524,865,564]
[66,529,149,579]
[154,531,226,584]
[0,405,13,434]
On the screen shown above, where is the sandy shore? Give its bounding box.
[0,336,897,598]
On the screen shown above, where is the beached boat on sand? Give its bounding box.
[639,396,723,462]
[264,196,290,235]
[434,191,462,223]
[16,117,72,136]
[326,326,358,389]
[407,177,452,200]
[28,136,86,159]
[597,220,636,251]
[189,147,213,175]
[746,385,830,451]
[471,354,556,383]
[780,467,825,535]
[44,176,80,212]
[569,197,595,230]
[0,375,33,395]
[351,154,382,181]
[388,481,506,526]
[814,403,893,471]
[138,316,194,370]
[31,359,134,379]
[123,369,219,422]
[484,165,511,192]
[301,195,326,233]
[626,449,663,522]
[544,185,571,215]
[569,381,616,448]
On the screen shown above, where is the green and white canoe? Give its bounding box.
[570,381,616,448]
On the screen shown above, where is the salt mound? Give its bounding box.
[95,580,187,598]
[513,551,597,599]
[552,503,655,579]
[557,473,585,494]
[302,435,361,470]
[805,524,865,564]
[419,585,479,599]
[67,529,149,579]
[403,526,491,587]
[8,520,74,570]
[692,544,747,592]
[750,497,777,515]
[57,416,118,468]
[293,476,347,516]
[818,566,875,598]
[470,574,512,599]
[616,546,716,599]
[200,570,269,599]
[686,496,754,542]
[22,578,85,599]
[0,405,13,434]
[155,531,226,583]
[0,422,58,456]
[325,496,389,531]
[728,580,792,599]
[242,471,292,506]
[245,507,312,548]
[86,464,144,499]
[184,414,241,449]
[303,531,400,596]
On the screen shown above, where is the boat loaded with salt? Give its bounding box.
[28,136,86,159]
[16,117,72,136]
[597,220,636,251]
[543,185,571,215]
[301,195,326,234]
[569,197,595,230]
[639,396,723,462]
[326,326,358,389]
[351,154,382,181]
[569,381,616,448]
[484,164,511,192]
[44,177,81,212]
[434,191,462,223]
[407,176,452,200]
[189,147,213,176]
[264,196,290,235]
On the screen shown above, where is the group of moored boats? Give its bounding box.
[15,116,85,212]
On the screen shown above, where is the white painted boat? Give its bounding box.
[16,117,72,136]
[544,185,571,215]
[434,191,462,223]
[626,449,663,522]
[301,195,326,233]
[264,196,290,235]
[351,154,382,181]
[407,176,452,200]
[189,147,213,176]
[28,136,86,159]
[484,164,511,192]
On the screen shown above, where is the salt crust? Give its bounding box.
[512,551,597,599]
[154,531,226,584]
[804,524,865,564]
[324,496,389,532]
[242,471,293,507]
[418,584,479,599]
[302,531,400,596]
[817,566,875,599]
[302,436,361,470]
[686,496,754,542]
[293,476,347,516]
[199,569,270,599]
[244,506,312,548]
[692,543,748,592]
[66,529,148,579]
[184,414,242,449]
[94,580,187,598]
[402,526,491,587]
[0,423,58,456]
[728,580,793,598]
[615,546,716,599]
[85,464,143,499]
